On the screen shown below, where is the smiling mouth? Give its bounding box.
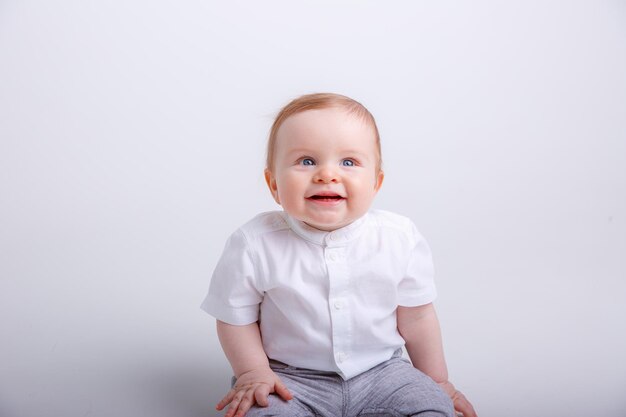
[306,194,346,202]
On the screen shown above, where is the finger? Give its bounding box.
[224,404,237,417]
[216,389,236,411]
[274,379,293,401]
[454,394,477,417]
[254,384,271,407]
[224,391,246,417]
[234,392,255,417]
[236,386,264,417]
[224,401,239,417]
[226,401,243,417]
[457,402,477,417]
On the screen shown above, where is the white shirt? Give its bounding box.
[201,210,437,380]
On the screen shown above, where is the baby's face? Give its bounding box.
[265,107,384,231]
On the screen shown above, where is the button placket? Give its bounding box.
[325,244,351,372]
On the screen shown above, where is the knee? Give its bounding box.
[244,394,313,417]
[389,375,455,417]
[421,386,455,417]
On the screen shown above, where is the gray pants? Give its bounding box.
[244,351,455,417]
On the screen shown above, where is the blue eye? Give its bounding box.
[301,158,315,166]
[342,159,355,167]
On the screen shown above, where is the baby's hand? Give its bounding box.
[216,367,292,417]
[438,380,477,417]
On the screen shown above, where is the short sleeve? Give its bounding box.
[397,223,437,307]
[200,229,263,325]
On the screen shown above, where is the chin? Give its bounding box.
[303,219,339,231]
[304,222,334,231]
[311,219,351,231]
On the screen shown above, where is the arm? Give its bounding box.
[397,303,477,417]
[215,320,292,417]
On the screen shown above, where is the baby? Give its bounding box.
[201,93,477,417]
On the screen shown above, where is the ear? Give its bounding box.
[374,170,384,192]
[264,169,281,204]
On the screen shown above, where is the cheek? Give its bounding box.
[277,174,306,199]
[348,175,378,193]
[351,177,380,204]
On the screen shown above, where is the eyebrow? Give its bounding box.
[284,148,315,156]
[284,148,372,161]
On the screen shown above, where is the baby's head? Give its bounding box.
[264,93,384,232]
[266,93,382,173]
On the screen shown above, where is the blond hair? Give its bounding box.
[266,93,382,173]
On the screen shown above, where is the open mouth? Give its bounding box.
[306,193,345,202]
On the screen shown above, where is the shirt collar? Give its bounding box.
[282,212,369,247]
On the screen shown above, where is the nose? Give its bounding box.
[313,166,340,184]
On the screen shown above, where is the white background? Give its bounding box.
[1,1,625,416]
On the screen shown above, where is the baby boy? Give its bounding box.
[201,93,477,417]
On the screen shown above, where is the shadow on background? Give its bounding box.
[120,361,229,417]
[1,358,231,417]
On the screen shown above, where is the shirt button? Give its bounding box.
[329,234,336,241]
[336,352,347,363]
[333,300,344,310]
[328,253,337,261]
